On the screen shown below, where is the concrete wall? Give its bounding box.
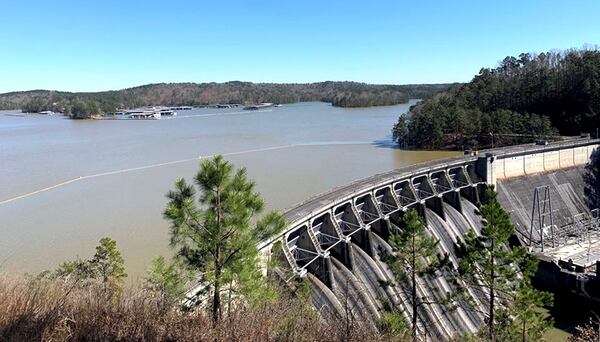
[494,142,599,181]
[524,152,545,175]
[544,150,561,171]
[574,146,590,164]
[560,149,575,168]
[504,155,525,178]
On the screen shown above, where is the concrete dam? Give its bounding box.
[264,138,600,340]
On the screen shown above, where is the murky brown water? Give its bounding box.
[0,101,457,279]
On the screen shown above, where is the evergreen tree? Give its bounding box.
[392,114,408,146]
[382,209,447,342]
[53,258,96,282]
[163,155,286,323]
[21,97,48,113]
[458,186,552,341]
[507,280,553,341]
[90,237,127,291]
[70,100,89,119]
[48,237,127,292]
[397,48,600,150]
[144,256,195,311]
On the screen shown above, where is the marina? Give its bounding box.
[103,106,177,120]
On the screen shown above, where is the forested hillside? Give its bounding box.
[0,81,451,114]
[394,48,600,149]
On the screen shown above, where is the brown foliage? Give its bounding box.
[0,273,387,342]
[568,322,600,342]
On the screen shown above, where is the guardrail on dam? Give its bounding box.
[262,137,599,340]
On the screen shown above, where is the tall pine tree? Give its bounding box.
[458,186,552,341]
[163,155,286,323]
[383,209,449,342]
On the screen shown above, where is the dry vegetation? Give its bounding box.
[0,273,387,342]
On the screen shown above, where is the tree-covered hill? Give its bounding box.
[394,48,600,150]
[0,81,452,114]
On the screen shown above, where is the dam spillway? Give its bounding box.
[263,138,600,340]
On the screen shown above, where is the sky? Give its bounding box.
[0,0,599,93]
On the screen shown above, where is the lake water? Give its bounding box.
[0,101,458,279]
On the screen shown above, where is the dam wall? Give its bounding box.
[260,138,599,340]
[490,140,598,183]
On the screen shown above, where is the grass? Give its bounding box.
[0,273,385,342]
[2,270,586,341]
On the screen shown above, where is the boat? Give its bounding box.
[158,108,177,117]
[123,106,177,119]
[243,103,274,110]
[127,110,160,120]
[102,106,177,120]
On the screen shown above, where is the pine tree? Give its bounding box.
[163,155,286,323]
[144,256,194,311]
[508,280,553,341]
[392,114,409,146]
[47,237,126,292]
[53,258,96,282]
[383,209,447,342]
[458,186,552,341]
[90,237,127,292]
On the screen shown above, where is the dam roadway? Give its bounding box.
[261,137,600,340]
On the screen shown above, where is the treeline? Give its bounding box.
[394,48,600,149]
[2,81,452,115]
[332,90,408,107]
[21,97,103,119]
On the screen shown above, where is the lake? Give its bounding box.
[0,101,458,279]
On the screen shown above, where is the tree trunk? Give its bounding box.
[212,187,223,324]
[212,250,221,324]
[522,316,526,342]
[489,238,496,342]
[412,233,418,342]
[227,279,233,318]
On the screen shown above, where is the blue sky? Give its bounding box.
[0,0,599,93]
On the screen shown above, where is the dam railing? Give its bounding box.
[261,137,600,253]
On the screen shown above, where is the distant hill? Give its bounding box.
[0,82,452,113]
